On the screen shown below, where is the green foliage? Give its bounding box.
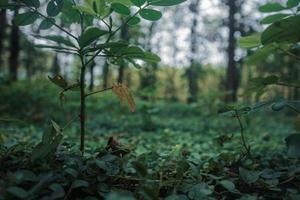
[238,33,261,48]
[140,9,162,21]
[0,80,299,199]
[47,0,64,17]
[13,12,39,26]
[79,27,109,48]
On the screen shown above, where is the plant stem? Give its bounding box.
[235,110,250,156]
[287,104,300,114]
[85,87,113,98]
[277,47,300,61]
[276,82,300,89]
[84,5,147,67]
[79,55,86,154]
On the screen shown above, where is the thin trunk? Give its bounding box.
[9,10,20,81]
[118,20,129,83]
[226,0,238,102]
[140,22,158,93]
[79,56,86,154]
[25,55,32,79]
[89,61,95,91]
[0,9,7,67]
[187,0,200,103]
[118,64,125,83]
[102,61,109,89]
[51,54,60,75]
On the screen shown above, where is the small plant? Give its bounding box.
[1,0,187,154]
[236,0,300,157]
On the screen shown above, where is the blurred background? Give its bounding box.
[1,0,298,104]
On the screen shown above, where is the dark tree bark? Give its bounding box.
[187,0,200,103]
[89,60,95,91]
[0,9,7,67]
[102,61,109,89]
[25,52,33,79]
[140,22,158,95]
[118,64,125,83]
[51,54,60,75]
[225,0,239,102]
[9,10,20,81]
[118,19,129,83]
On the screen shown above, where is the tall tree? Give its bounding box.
[118,19,129,83]
[140,22,158,97]
[102,61,109,89]
[51,54,60,75]
[186,0,200,103]
[9,10,20,81]
[0,9,7,68]
[225,0,239,102]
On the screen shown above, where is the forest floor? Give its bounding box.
[0,80,299,200]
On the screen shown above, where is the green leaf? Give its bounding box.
[140,9,162,21]
[261,14,290,24]
[259,3,286,13]
[187,183,213,199]
[13,12,39,26]
[139,52,161,63]
[7,187,28,199]
[238,34,261,48]
[72,180,89,188]
[73,5,97,16]
[261,16,300,45]
[149,0,187,6]
[61,0,81,25]
[94,0,111,16]
[130,0,146,7]
[285,134,300,158]
[120,46,144,57]
[65,168,78,178]
[14,170,38,184]
[26,0,40,8]
[87,41,129,52]
[49,183,65,199]
[48,75,68,88]
[271,101,287,111]
[107,191,136,200]
[79,27,109,48]
[47,0,64,17]
[245,45,276,65]
[127,16,141,26]
[287,0,300,8]
[31,134,63,161]
[219,180,239,193]
[39,18,55,30]
[111,3,130,15]
[239,167,261,184]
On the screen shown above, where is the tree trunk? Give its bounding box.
[225,0,238,102]
[102,61,109,89]
[140,22,158,95]
[51,54,60,75]
[0,9,7,68]
[9,10,20,81]
[118,19,129,83]
[187,0,200,103]
[118,63,125,83]
[89,60,95,91]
